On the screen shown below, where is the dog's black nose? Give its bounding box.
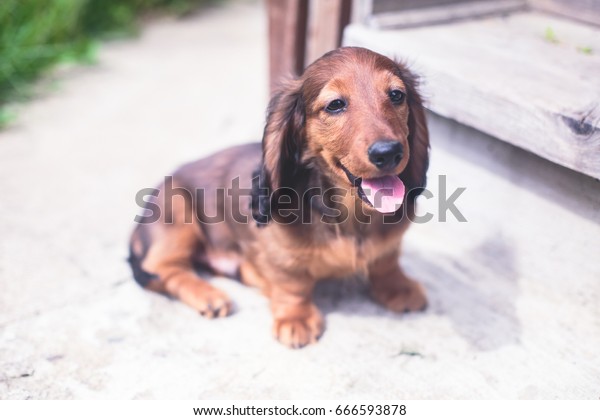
[368,140,403,171]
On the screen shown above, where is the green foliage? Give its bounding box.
[0,107,17,129]
[544,26,559,44]
[1,0,87,104]
[81,0,210,35]
[0,0,214,111]
[577,46,593,55]
[543,26,594,56]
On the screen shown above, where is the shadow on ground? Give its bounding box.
[313,232,521,352]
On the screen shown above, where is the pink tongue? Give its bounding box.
[361,176,405,213]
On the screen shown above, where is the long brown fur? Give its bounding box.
[129,47,430,348]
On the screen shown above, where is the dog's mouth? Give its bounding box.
[338,163,405,214]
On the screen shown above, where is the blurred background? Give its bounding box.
[0,0,599,399]
[0,0,226,127]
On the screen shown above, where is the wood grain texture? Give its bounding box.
[368,0,526,28]
[344,11,600,179]
[306,0,344,64]
[372,0,482,14]
[267,0,309,93]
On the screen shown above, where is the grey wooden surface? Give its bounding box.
[366,0,526,28]
[530,0,600,26]
[344,11,600,180]
[372,0,483,14]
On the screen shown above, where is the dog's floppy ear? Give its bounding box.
[397,64,430,199]
[262,79,305,191]
[252,80,305,225]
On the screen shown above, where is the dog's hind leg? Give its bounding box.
[130,223,233,318]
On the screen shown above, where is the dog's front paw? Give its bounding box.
[372,279,428,313]
[272,305,324,349]
[178,282,233,319]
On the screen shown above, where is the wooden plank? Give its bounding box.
[343,11,600,179]
[529,0,600,27]
[306,0,352,65]
[306,0,344,65]
[338,0,353,46]
[367,0,526,28]
[267,0,309,93]
[372,0,481,14]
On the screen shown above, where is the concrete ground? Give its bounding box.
[1,0,599,399]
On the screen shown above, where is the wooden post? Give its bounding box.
[338,0,353,46]
[306,0,345,65]
[267,0,309,94]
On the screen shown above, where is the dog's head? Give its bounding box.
[254,47,429,224]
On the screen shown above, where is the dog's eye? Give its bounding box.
[389,89,405,105]
[325,99,346,113]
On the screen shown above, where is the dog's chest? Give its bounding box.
[307,235,381,279]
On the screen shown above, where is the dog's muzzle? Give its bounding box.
[339,163,406,214]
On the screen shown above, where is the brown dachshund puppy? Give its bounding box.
[129,47,429,348]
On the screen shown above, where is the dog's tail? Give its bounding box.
[127,225,157,288]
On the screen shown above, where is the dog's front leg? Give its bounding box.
[269,276,324,349]
[369,250,428,313]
